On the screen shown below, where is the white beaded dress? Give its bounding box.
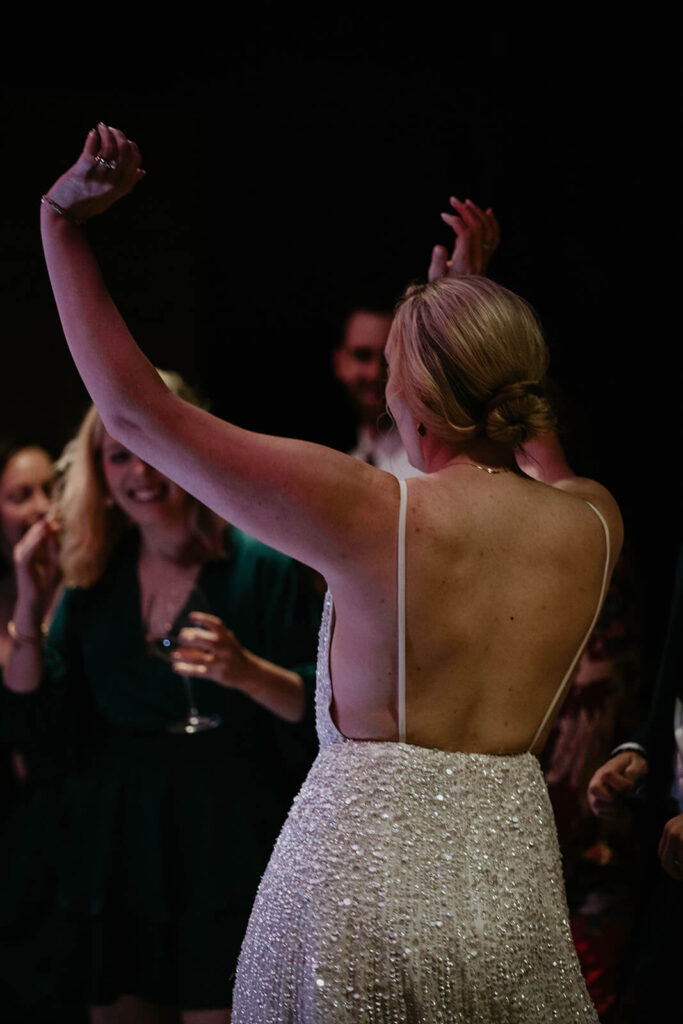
[232,480,607,1023]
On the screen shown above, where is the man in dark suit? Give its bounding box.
[588,546,683,1018]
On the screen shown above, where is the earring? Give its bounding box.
[417,423,426,437]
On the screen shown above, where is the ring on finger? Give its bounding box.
[95,156,117,170]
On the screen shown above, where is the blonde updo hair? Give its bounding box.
[390,276,556,447]
[56,370,214,588]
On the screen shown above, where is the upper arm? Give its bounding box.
[107,389,399,577]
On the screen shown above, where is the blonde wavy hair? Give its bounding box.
[56,371,218,588]
[390,277,556,447]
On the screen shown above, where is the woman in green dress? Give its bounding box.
[2,381,320,1023]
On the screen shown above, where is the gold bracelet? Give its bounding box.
[40,194,82,226]
[7,620,48,645]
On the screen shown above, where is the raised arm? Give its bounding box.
[40,127,395,578]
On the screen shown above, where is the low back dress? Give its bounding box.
[232,479,609,1022]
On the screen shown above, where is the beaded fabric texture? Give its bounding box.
[232,591,598,1022]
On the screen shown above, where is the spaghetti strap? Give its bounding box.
[527,500,611,752]
[397,478,408,743]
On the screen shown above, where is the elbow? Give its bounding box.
[100,408,147,448]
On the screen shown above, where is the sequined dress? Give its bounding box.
[233,482,605,1022]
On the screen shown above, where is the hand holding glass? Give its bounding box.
[146,586,222,734]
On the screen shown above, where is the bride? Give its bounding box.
[39,125,621,1022]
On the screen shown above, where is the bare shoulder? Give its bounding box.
[549,476,624,564]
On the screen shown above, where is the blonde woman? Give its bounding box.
[38,126,622,1022]
[4,384,320,1023]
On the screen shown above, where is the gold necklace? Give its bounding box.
[453,461,511,475]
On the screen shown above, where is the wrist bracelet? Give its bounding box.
[40,195,82,226]
[7,619,48,645]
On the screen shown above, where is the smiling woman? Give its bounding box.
[56,376,219,592]
[2,376,321,1023]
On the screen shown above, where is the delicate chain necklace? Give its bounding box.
[467,463,510,474]
[452,461,511,475]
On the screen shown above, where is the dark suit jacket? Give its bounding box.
[629,545,683,819]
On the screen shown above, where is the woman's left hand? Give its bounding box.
[172,611,254,691]
[43,124,144,225]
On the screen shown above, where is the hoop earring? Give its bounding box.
[417,423,426,437]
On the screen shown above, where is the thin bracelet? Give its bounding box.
[7,619,48,645]
[40,194,82,226]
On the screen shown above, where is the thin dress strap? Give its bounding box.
[397,478,408,743]
[527,500,611,752]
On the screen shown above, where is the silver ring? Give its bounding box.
[95,156,117,170]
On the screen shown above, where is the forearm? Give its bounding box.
[3,597,45,693]
[233,653,305,723]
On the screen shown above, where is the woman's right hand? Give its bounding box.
[428,197,500,280]
[13,518,62,615]
[43,124,144,225]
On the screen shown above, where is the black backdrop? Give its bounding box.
[0,18,676,697]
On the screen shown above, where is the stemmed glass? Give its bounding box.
[145,583,223,734]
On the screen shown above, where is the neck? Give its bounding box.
[426,436,518,475]
[138,517,218,567]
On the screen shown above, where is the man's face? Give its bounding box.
[333,311,393,425]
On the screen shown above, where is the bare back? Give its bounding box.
[327,467,620,755]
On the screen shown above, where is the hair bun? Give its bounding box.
[484,381,555,445]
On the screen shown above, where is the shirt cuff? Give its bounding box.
[610,741,647,759]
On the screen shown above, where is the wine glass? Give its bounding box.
[145,583,223,734]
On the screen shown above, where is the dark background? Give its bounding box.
[1,18,676,694]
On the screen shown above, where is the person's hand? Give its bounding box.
[172,612,254,690]
[586,750,647,820]
[13,518,62,615]
[427,197,500,281]
[659,813,683,881]
[43,124,144,225]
